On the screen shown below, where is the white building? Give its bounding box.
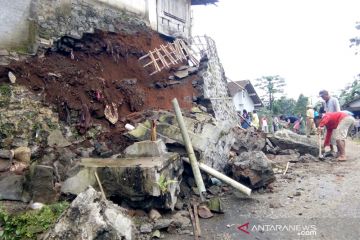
[342,96,360,115]
[227,80,263,113]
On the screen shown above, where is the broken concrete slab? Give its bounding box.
[42,186,135,240]
[268,129,319,156]
[80,152,183,210]
[30,165,58,203]
[61,167,96,195]
[232,151,275,189]
[124,140,167,157]
[232,127,266,154]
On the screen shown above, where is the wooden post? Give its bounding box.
[172,98,206,200]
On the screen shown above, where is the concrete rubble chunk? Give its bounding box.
[80,152,183,210]
[47,129,71,148]
[124,140,167,157]
[61,167,96,195]
[268,129,319,156]
[42,186,135,240]
[174,69,189,79]
[0,174,28,202]
[8,71,16,84]
[14,147,31,162]
[232,151,275,189]
[0,49,9,56]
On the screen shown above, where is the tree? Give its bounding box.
[254,75,286,111]
[294,94,308,116]
[339,77,360,105]
[350,22,360,54]
[272,96,296,115]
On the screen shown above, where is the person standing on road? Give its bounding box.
[306,105,315,137]
[317,111,355,161]
[251,110,260,130]
[319,90,340,113]
[319,90,341,154]
[261,117,269,133]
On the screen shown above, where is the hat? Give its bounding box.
[319,90,328,97]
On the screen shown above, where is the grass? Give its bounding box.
[0,202,69,240]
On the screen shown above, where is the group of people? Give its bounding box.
[316,90,356,161]
[238,90,356,161]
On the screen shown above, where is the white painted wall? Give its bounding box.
[232,90,255,113]
[0,0,32,48]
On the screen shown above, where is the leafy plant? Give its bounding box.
[155,174,177,194]
[0,202,69,240]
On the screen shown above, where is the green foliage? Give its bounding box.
[0,202,69,240]
[255,75,286,111]
[272,96,296,115]
[155,174,177,194]
[339,78,360,105]
[294,94,308,116]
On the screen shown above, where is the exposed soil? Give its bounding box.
[0,30,199,151]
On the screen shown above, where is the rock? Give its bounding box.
[268,129,319,156]
[140,223,153,233]
[57,147,76,165]
[174,70,189,79]
[8,71,16,84]
[172,212,191,228]
[231,127,266,154]
[14,147,31,162]
[0,149,13,159]
[269,202,283,208]
[174,198,184,210]
[198,205,213,219]
[232,151,275,189]
[149,209,162,221]
[124,140,167,157]
[298,154,318,162]
[42,187,135,240]
[210,177,222,186]
[208,197,224,213]
[11,137,28,147]
[187,66,198,74]
[177,65,188,71]
[47,130,71,148]
[0,174,28,201]
[270,153,300,164]
[208,185,221,195]
[152,230,161,238]
[30,165,57,203]
[61,167,96,195]
[153,219,173,230]
[0,49,9,56]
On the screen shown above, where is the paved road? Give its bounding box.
[166,140,360,240]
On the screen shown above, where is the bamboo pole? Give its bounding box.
[182,158,252,196]
[172,98,206,200]
[193,203,201,236]
[94,170,107,200]
[188,206,199,240]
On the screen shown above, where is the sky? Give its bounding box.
[191,0,360,101]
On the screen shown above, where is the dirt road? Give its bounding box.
[167,140,360,240]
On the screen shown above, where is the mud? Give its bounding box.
[0,30,198,150]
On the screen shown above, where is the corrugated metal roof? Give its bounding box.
[191,0,218,5]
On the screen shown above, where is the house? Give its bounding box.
[227,80,263,113]
[0,0,217,51]
[342,96,360,116]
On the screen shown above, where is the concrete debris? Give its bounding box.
[124,140,167,157]
[149,209,162,221]
[61,167,96,195]
[232,151,275,189]
[47,130,71,148]
[0,49,9,56]
[42,186,135,240]
[231,127,266,154]
[174,69,189,79]
[8,71,16,84]
[30,165,58,203]
[268,129,319,156]
[140,223,153,233]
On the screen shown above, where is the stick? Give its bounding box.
[283,162,290,175]
[193,203,201,236]
[151,120,157,141]
[188,206,199,240]
[182,158,251,196]
[172,98,206,201]
[94,170,106,200]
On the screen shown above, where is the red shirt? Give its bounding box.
[319,112,348,146]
